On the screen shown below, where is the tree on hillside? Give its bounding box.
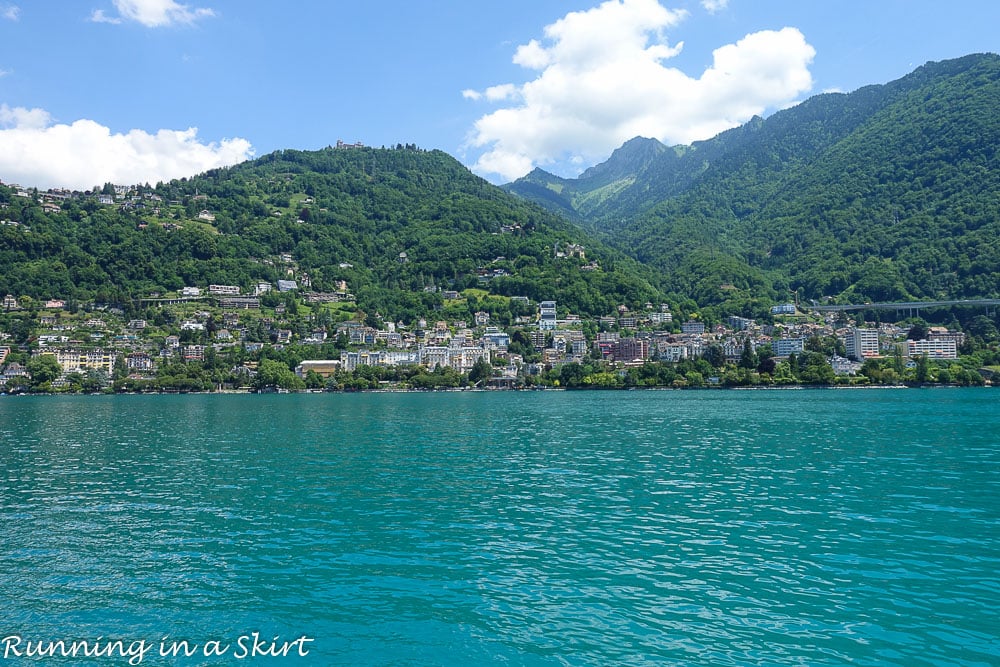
[967,315,998,342]
[907,320,929,340]
[27,355,62,388]
[254,358,305,391]
[468,357,492,385]
[738,339,758,370]
[914,353,930,383]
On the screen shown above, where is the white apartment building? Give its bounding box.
[907,339,958,359]
[681,321,706,335]
[770,337,805,358]
[539,301,557,331]
[844,328,880,361]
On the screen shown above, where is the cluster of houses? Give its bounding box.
[291,303,963,382]
[6,183,171,216]
[5,182,292,231]
[0,283,971,391]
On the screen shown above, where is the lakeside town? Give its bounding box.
[1,176,998,393]
[1,278,994,393]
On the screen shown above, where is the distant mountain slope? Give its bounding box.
[505,136,680,224]
[0,147,664,320]
[505,53,1000,312]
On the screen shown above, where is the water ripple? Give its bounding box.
[1,390,998,665]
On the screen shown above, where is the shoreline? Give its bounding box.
[2,382,991,397]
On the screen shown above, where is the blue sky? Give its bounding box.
[0,0,997,189]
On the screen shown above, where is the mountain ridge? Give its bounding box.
[506,53,1000,225]
[504,53,1000,312]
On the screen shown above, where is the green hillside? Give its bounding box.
[506,54,1000,316]
[0,146,664,322]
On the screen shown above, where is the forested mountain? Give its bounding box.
[505,53,1000,315]
[3,55,998,325]
[0,147,665,322]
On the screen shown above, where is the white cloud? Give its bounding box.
[0,104,50,129]
[0,105,253,189]
[90,0,215,28]
[464,83,520,102]
[484,84,519,102]
[89,9,122,24]
[701,0,729,13]
[513,40,551,70]
[1,5,19,21]
[464,0,815,181]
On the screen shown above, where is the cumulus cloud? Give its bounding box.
[464,0,815,181]
[2,5,19,20]
[0,105,253,190]
[90,0,215,28]
[701,0,729,13]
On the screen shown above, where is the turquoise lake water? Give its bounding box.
[0,389,998,666]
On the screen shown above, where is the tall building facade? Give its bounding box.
[844,328,879,361]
